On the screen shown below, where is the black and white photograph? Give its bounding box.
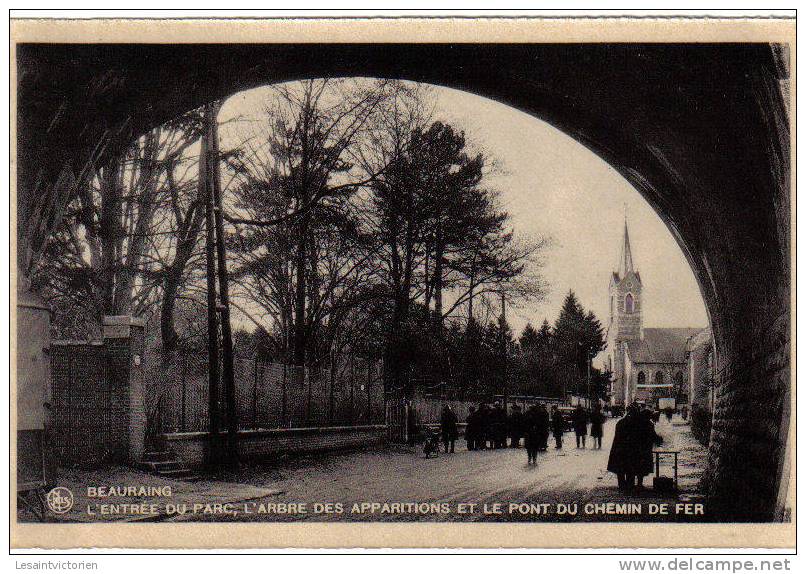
[10,15,795,550]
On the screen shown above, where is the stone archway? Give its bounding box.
[15,42,791,521]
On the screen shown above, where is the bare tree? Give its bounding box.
[224,79,389,366]
[34,112,207,341]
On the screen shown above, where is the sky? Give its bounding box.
[432,86,709,333]
[218,81,709,349]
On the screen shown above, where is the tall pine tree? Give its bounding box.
[554,290,605,378]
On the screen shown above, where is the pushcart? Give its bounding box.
[652,450,680,493]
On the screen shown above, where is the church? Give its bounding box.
[604,220,702,408]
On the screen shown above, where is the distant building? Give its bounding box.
[604,219,703,408]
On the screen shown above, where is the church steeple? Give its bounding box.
[607,212,643,407]
[618,218,635,278]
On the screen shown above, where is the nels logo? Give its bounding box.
[46,487,74,514]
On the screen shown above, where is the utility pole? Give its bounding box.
[587,349,592,410]
[202,103,221,468]
[209,100,239,469]
[500,292,508,414]
[328,337,336,425]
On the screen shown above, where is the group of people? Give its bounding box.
[438,402,607,465]
[567,404,608,450]
[436,399,666,493]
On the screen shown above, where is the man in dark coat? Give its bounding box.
[536,403,551,450]
[477,403,491,449]
[494,402,508,448]
[636,408,662,488]
[440,405,459,453]
[524,405,542,465]
[608,403,661,491]
[573,405,589,448]
[465,406,479,450]
[551,405,565,449]
[508,404,525,448]
[608,404,640,490]
[589,404,606,449]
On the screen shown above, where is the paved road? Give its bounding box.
[171,416,708,522]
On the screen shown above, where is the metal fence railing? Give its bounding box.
[144,352,385,434]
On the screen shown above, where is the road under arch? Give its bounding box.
[16,43,791,521]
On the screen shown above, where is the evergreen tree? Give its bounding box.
[554,290,586,366]
[536,319,553,348]
[519,322,540,350]
[461,316,484,398]
[554,290,605,381]
[582,310,605,361]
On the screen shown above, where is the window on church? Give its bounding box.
[625,293,634,313]
[655,371,664,385]
[637,371,646,385]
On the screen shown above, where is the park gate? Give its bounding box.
[50,343,117,464]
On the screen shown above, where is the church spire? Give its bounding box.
[618,217,635,277]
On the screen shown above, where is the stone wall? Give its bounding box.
[687,329,715,445]
[704,312,790,521]
[164,425,387,468]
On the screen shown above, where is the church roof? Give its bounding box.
[626,328,703,364]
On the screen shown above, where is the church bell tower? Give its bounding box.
[606,218,643,404]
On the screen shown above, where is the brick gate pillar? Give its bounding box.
[103,315,146,464]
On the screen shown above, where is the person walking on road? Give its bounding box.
[590,404,605,449]
[465,406,479,451]
[573,404,589,449]
[536,403,550,450]
[491,402,507,449]
[478,403,491,450]
[508,404,525,448]
[523,405,541,465]
[440,405,459,454]
[551,405,564,449]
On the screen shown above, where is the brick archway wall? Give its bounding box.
[16,43,791,521]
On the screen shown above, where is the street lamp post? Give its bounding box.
[500,292,508,415]
[587,350,593,410]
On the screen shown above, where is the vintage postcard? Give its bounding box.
[10,16,795,549]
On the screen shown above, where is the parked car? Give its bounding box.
[556,406,576,431]
[609,405,625,418]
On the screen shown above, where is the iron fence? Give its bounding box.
[144,351,385,434]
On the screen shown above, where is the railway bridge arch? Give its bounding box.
[16,41,791,521]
